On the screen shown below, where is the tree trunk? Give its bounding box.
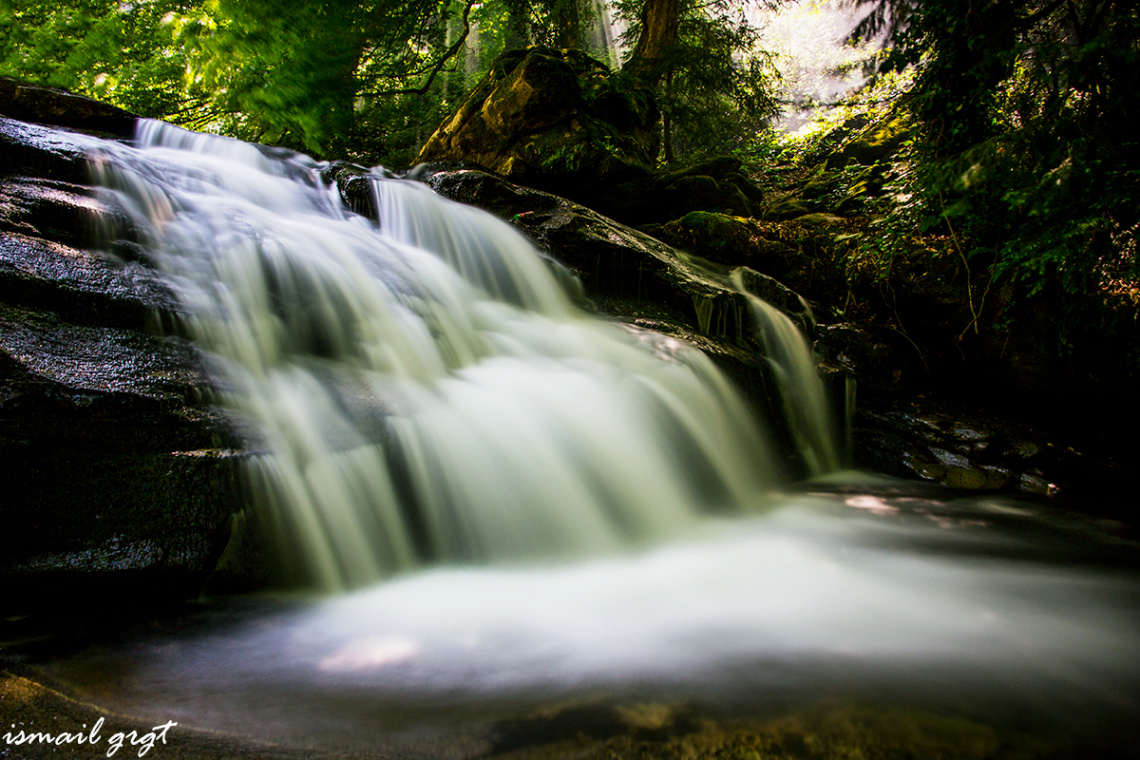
[505,3,530,50]
[627,0,680,87]
[552,0,583,49]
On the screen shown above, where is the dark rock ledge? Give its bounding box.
[1,85,243,612]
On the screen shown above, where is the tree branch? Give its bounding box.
[1018,0,1068,29]
[361,0,478,98]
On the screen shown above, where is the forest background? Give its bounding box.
[1,0,1137,373]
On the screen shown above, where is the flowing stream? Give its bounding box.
[28,123,1139,757]
[91,121,795,591]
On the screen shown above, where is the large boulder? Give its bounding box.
[0,77,137,138]
[417,47,658,188]
[0,104,242,611]
[414,48,770,226]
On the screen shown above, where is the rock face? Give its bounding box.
[0,97,241,610]
[418,47,658,188]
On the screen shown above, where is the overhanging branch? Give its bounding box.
[361,0,478,98]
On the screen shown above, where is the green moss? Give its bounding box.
[486,702,1021,760]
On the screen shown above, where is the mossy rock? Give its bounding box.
[576,156,765,226]
[657,211,858,302]
[417,47,656,187]
[485,701,1018,760]
[764,196,818,220]
[826,113,910,169]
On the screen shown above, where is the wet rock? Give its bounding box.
[0,77,137,138]
[320,160,383,218]
[853,396,1125,499]
[422,167,815,346]
[0,304,242,609]
[0,233,171,330]
[0,109,241,611]
[0,116,96,185]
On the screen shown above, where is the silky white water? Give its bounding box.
[40,485,1140,755]
[36,123,1140,754]
[86,120,832,590]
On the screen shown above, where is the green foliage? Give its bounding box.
[184,0,365,152]
[0,0,475,159]
[614,0,784,163]
[0,0,202,119]
[190,0,474,157]
[0,0,784,173]
[848,0,1140,347]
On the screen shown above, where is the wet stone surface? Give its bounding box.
[0,104,242,612]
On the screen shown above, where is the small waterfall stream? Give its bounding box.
[42,122,1137,757]
[89,120,821,590]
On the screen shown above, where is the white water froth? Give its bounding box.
[60,491,1138,748]
[87,121,822,590]
[53,124,1140,748]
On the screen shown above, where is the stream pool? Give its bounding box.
[7,475,1138,759]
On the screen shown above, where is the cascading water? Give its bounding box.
[88,120,808,590]
[733,270,842,474]
[21,120,1138,758]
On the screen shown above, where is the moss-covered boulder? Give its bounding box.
[655,211,863,312]
[417,47,658,188]
[825,113,909,170]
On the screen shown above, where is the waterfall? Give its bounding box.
[733,270,842,474]
[87,121,835,590]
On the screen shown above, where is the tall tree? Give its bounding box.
[625,0,679,86]
[617,0,782,162]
